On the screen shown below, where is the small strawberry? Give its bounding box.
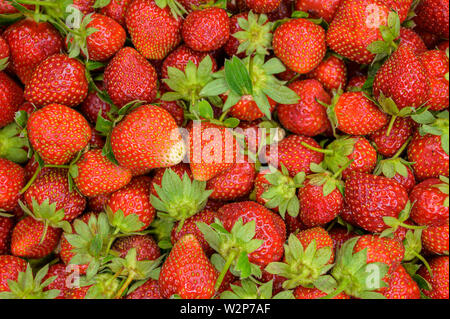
[159,234,218,299]
[0,216,13,254]
[3,19,63,85]
[306,55,347,92]
[0,158,25,211]
[419,49,449,111]
[27,104,92,165]
[103,47,158,108]
[126,0,182,60]
[346,75,367,91]
[182,7,230,52]
[112,234,161,260]
[294,0,342,23]
[273,18,326,74]
[0,255,26,292]
[157,99,185,126]
[418,256,449,299]
[0,71,23,128]
[380,265,420,299]
[24,54,88,107]
[413,0,449,39]
[99,0,132,26]
[126,279,162,299]
[246,0,282,13]
[422,223,449,255]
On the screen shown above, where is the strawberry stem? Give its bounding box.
[215,251,237,291]
[40,221,49,245]
[332,159,354,179]
[20,165,42,194]
[411,251,432,275]
[114,273,135,298]
[385,115,397,137]
[321,279,349,299]
[391,136,412,159]
[300,142,334,155]
[16,0,58,7]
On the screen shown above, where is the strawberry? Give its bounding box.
[297,227,335,263]
[107,176,156,231]
[157,99,185,127]
[422,223,449,255]
[418,256,449,299]
[368,117,413,157]
[409,177,449,226]
[399,28,427,56]
[24,168,86,222]
[0,71,23,128]
[27,104,92,165]
[438,41,449,51]
[99,0,132,26]
[306,55,347,92]
[74,149,132,197]
[0,255,26,292]
[246,0,282,13]
[126,0,182,60]
[87,193,110,212]
[273,18,326,74]
[346,75,367,91]
[110,105,186,173]
[112,234,161,260]
[104,47,158,108]
[294,0,343,23]
[126,279,162,299]
[79,82,111,124]
[294,286,351,299]
[419,49,449,111]
[206,161,256,201]
[277,79,331,137]
[0,0,33,13]
[150,163,192,197]
[64,286,91,299]
[182,7,230,52]
[0,216,13,254]
[329,226,358,251]
[414,0,449,39]
[0,158,25,211]
[266,0,292,21]
[159,234,218,299]
[0,35,9,68]
[3,19,63,85]
[10,216,61,259]
[73,0,95,14]
[380,265,420,299]
[345,173,409,232]
[42,263,68,299]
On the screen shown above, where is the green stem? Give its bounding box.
[398,222,426,230]
[386,115,397,137]
[105,228,121,255]
[16,0,58,6]
[114,273,135,298]
[40,221,49,245]
[321,279,349,299]
[391,136,412,159]
[215,251,237,291]
[412,251,432,275]
[20,165,42,194]
[219,110,229,123]
[300,142,334,155]
[332,159,354,179]
[44,164,70,169]
[175,218,186,236]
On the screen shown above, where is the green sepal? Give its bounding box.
[108,248,163,281]
[0,122,29,164]
[220,279,294,299]
[105,207,145,234]
[233,11,273,57]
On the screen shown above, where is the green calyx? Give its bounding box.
[65,12,98,60]
[320,87,343,138]
[155,0,187,19]
[265,234,334,290]
[322,237,389,299]
[0,264,59,299]
[0,122,29,164]
[220,279,294,299]
[308,162,347,196]
[233,11,273,57]
[105,207,145,234]
[150,169,212,232]
[261,165,304,219]
[415,110,449,155]
[374,137,413,179]
[148,217,175,250]
[319,136,356,176]
[367,11,401,64]
[200,55,300,119]
[197,218,264,290]
[381,201,426,238]
[84,272,121,299]
[402,229,432,275]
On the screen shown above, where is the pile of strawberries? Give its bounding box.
[0,0,449,300]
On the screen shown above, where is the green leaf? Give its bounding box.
[197,100,214,119]
[224,56,253,96]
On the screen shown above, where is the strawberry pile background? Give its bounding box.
[0,0,449,300]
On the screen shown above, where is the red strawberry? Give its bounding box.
[409,178,449,226]
[246,0,282,13]
[368,117,413,157]
[0,71,23,128]
[111,105,186,173]
[414,0,449,39]
[297,226,335,263]
[79,82,111,124]
[380,265,420,299]
[182,7,230,52]
[87,193,110,212]
[266,0,293,21]
[277,79,331,137]
[0,35,9,66]
[107,176,156,230]
[10,216,61,259]
[306,55,347,92]
[294,0,342,23]
[0,255,26,292]
[206,161,256,201]
[0,158,25,211]
[24,54,88,107]
[399,28,427,56]
[294,286,351,299]
[344,173,409,233]
[329,226,358,251]
[419,50,449,111]
[100,0,132,26]
[126,0,182,60]
[0,216,14,254]
[224,12,248,57]
[3,19,63,85]
[157,99,185,126]
[64,286,91,299]
[73,0,95,14]
[227,95,277,122]
[422,223,449,255]
[0,0,33,13]
[27,104,92,165]
[113,234,161,260]
[126,279,162,299]
[74,149,132,197]
[273,18,326,74]
[43,263,68,299]
[418,256,449,299]
[346,75,367,91]
[159,234,218,299]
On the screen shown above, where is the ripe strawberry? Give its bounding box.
[126,279,162,299]
[0,255,26,292]
[422,223,449,255]
[99,0,132,26]
[3,19,63,85]
[294,0,342,23]
[266,134,325,177]
[329,226,358,251]
[368,117,413,157]
[297,226,335,263]
[126,0,182,60]
[217,201,286,267]
[227,95,277,122]
[419,50,449,111]
[399,28,427,56]
[380,265,420,299]
[87,193,110,212]
[73,0,95,14]
[414,0,449,39]
[0,216,13,254]
[246,0,282,13]
[409,178,449,226]
[0,158,25,211]
[346,75,367,91]
[266,0,292,21]
[206,161,256,201]
[104,47,158,108]
[64,286,91,299]
[107,176,156,230]
[111,105,186,173]
[0,35,9,65]
[306,55,347,92]
[418,256,449,299]
[43,263,68,299]
[159,234,218,299]
[27,104,92,165]
[113,234,161,260]
[79,82,111,124]
[74,149,132,197]
[157,99,185,126]
[329,91,388,135]
[273,18,326,74]
[294,286,351,299]
[344,173,409,233]
[182,7,230,52]
[277,79,331,137]
[171,209,217,255]
[0,71,23,128]
[10,216,61,259]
